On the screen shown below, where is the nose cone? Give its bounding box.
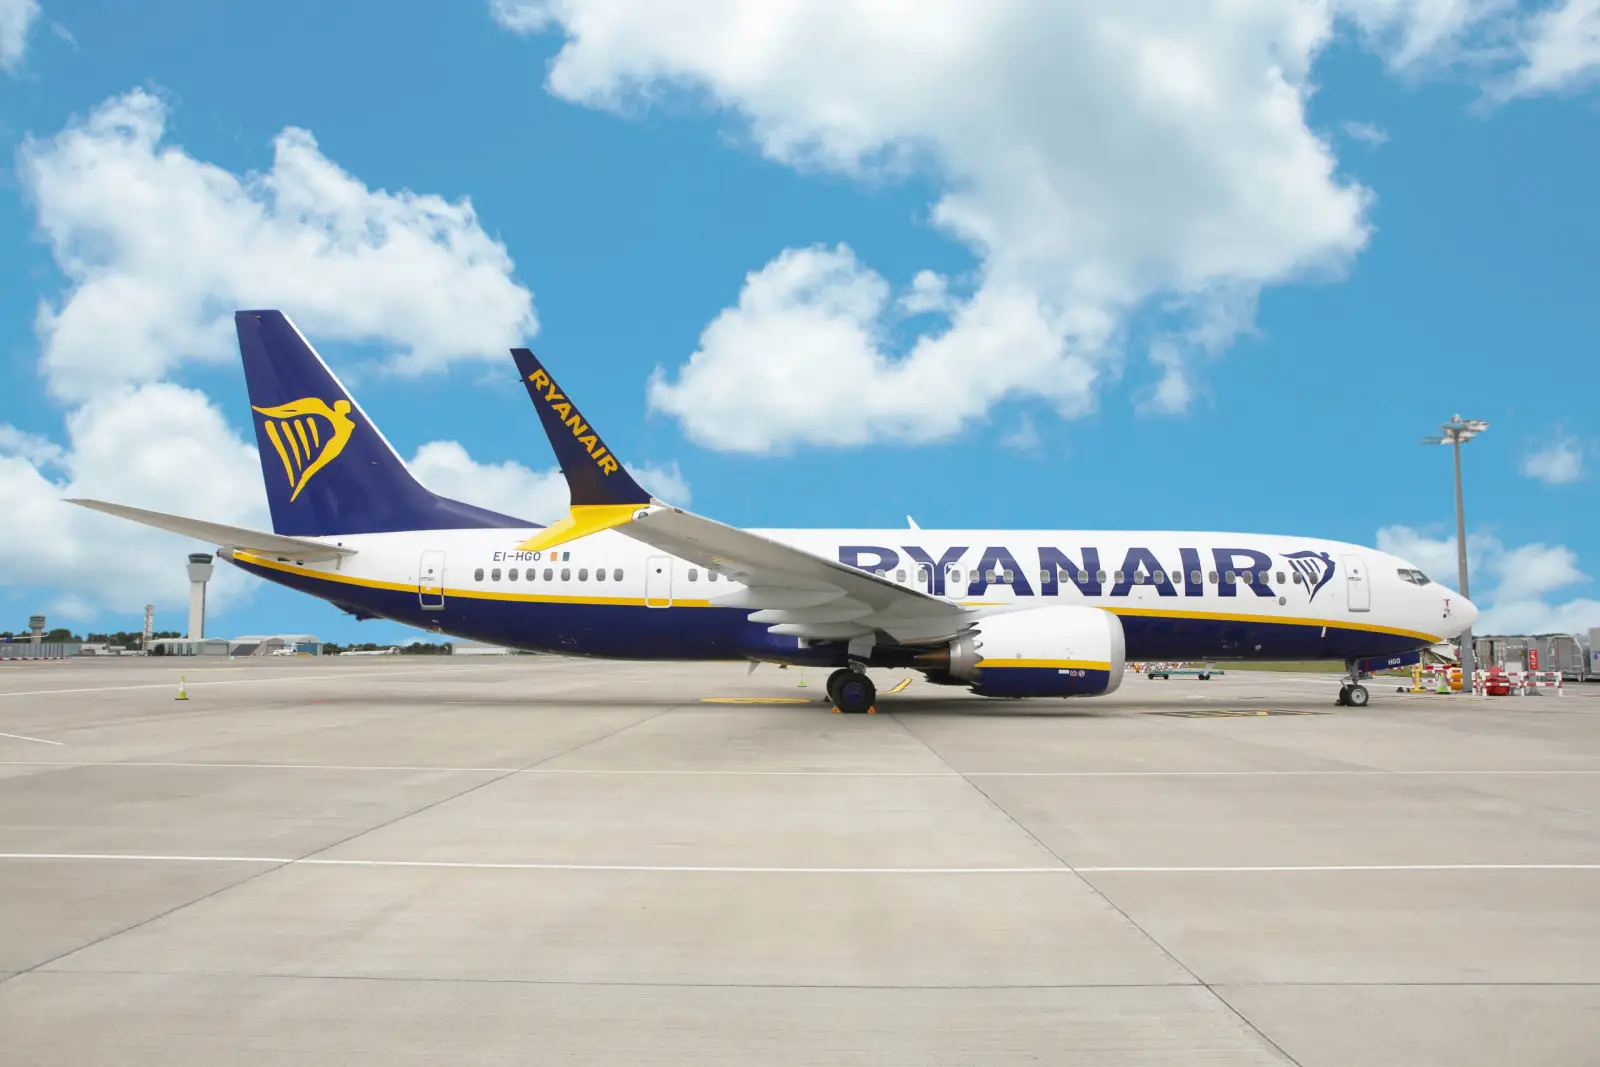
[1445,593,1479,637]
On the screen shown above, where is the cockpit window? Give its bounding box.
[1397,568,1433,586]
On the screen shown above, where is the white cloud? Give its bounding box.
[19,90,536,400]
[2,90,688,625]
[0,385,267,621]
[1342,119,1392,144]
[0,0,39,72]
[999,413,1042,455]
[1503,0,1600,97]
[1520,434,1584,485]
[410,440,690,522]
[494,1,1600,451]
[510,1,1372,451]
[1336,0,1513,70]
[1377,524,1600,634]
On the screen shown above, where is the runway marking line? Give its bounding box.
[0,730,63,746]
[0,854,1595,874]
[0,664,526,699]
[0,762,1597,776]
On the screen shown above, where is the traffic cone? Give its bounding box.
[797,670,806,688]
[175,675,188,701]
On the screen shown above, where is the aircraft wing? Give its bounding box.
[508,349,972,645]
[67,499,357,563]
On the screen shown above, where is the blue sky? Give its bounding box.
[1,1,1596,643]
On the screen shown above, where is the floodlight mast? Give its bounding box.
[1420,415,1488,683]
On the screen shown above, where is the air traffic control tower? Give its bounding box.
[186,553,214,639]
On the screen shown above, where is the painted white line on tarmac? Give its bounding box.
[0,731,64,746]
[0,854,1595,874]
[0,664,525,699]
[1,761,1596,777]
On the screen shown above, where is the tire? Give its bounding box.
[835,673,876,714]
[1345,683,1370,708]
[824,668,852,706]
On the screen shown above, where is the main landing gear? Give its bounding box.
[1336,661,1370,707]
[826,667,877,714]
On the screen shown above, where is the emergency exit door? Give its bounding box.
[1342,554,1369,612]
[418,550,445,610]
[645,556,672,608]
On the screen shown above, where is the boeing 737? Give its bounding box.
[72,311,1476,712]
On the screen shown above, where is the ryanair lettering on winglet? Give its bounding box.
[526,368,620,476]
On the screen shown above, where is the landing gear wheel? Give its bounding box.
[825,668,852,707]
[1345,683,1369,708]
[834,673,877,714]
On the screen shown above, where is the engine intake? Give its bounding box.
[919,605,1125,698]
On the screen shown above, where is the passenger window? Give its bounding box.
[1208,571,1218,584]
[1276,571,1286,584]
[491,568,502,581]
[578,568,588,581]
[1041,569,1051,583]
[596,568,606,582]
[688,568,699,582]
[1096,570,1107,583]
[708,571,718,582]
[474,568,484,582]
[560,568,571,581]
[1293,572,1303,584]
[919,567,931,582]
[613,568,623,581]
[544,568,553,581]
[1003,570,1014,583]
[985,570,997,583]
[896,569,906,583]
[1114,571,1125,583]
[508,568,519,582]
[1224,570,1236,584]
[1134,571,1145,584]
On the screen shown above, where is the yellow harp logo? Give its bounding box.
[251,397,356,502]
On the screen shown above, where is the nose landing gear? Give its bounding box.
[1336,661,1370,707]
[826,667,877,714]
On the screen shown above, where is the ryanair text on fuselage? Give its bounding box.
[845,544,1337,601]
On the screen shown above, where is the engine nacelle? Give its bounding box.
[930,605,1126,698]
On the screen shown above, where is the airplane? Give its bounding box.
[70,310,1477,712]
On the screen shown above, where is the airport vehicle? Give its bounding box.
[71,312,1477,712]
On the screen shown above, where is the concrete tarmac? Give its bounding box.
[0,655,1596,1065]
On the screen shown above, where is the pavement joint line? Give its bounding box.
[3,857,1600,870]
[0,663,531,699]
[2,854,1598,873]
[881,708,1306,1067]
[0,730,63,746]
[4,761,1597,776]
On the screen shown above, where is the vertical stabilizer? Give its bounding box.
[236,311,526,536]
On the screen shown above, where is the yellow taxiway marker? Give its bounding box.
[701,697,815,705]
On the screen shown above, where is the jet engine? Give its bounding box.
[915,605,1126,698]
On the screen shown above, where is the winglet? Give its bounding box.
[511,348,653,553]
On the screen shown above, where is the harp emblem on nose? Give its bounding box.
[251,397,356,502]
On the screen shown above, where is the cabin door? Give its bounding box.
[1342,554,1370,612]
[419,550,446,610]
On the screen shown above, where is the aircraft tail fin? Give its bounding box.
[236,311,527,536]
[511,348,652,553]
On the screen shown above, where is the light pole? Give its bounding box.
[1421,415,1488,683]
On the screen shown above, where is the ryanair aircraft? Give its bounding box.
[73,311,1476,712]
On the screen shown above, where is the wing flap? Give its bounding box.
[68,499,357,562]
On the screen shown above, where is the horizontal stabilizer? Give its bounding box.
[68,499,357,562]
